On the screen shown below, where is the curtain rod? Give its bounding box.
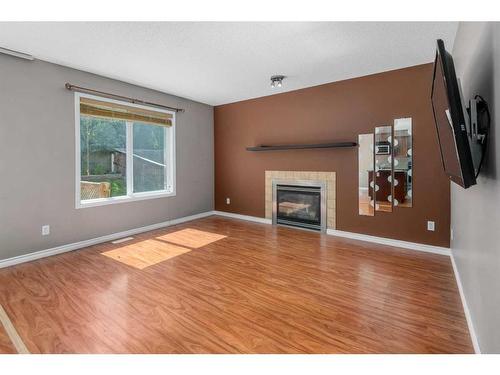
[65,83,184,113]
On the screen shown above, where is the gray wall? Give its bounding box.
[0,55,214,261]
[451,22,500,353]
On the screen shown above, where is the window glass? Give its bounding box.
[80,116,127,201]
[133,122,167,193]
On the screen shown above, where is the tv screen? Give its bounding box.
[431,39,476,188]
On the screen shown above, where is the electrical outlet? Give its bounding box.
[450,228,454,241]
[41,225,50,236]
[427,221,435,232]
[226,197,231,205]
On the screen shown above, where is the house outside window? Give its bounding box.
[75,93,175,208]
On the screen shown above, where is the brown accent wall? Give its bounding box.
[214,64,450,247]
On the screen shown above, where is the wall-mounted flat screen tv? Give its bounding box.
[431,39,476,188]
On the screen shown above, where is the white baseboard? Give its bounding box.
[3,209,449,268]
[0,211,214,269]
[213,210,272,225]
[450,252,481,354]
[212,211,450,256]
[327,229,451,256]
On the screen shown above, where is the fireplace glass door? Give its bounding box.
[276,185,321,230]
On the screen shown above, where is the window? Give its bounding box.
[75,93,175,208]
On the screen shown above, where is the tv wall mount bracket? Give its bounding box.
[463,92,490,177]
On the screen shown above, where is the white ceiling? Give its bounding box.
[0,22,458,106]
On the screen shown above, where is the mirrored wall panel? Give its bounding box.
[374,125,393,212]
[393,118,413,207]
[358,134,374,216]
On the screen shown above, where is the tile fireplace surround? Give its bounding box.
[265,171,336,229]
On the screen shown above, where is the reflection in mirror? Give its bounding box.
[393,118,413,207]
[358,134,374,216]
[374,125,393,212]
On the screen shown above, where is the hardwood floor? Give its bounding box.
[0,216,473,353]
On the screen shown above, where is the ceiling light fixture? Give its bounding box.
[270,75,285,89]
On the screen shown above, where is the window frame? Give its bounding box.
[74,92,176,209]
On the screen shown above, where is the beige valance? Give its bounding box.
[80,97,173,127]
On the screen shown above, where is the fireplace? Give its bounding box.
[272,180,326,232]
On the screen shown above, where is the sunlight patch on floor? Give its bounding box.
[101,228,227,269]
[101,239,191,269]
[155,228,227,249]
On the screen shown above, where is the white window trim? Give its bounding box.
[74,92,176,209]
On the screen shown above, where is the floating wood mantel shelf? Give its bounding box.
[246,141,357,152]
